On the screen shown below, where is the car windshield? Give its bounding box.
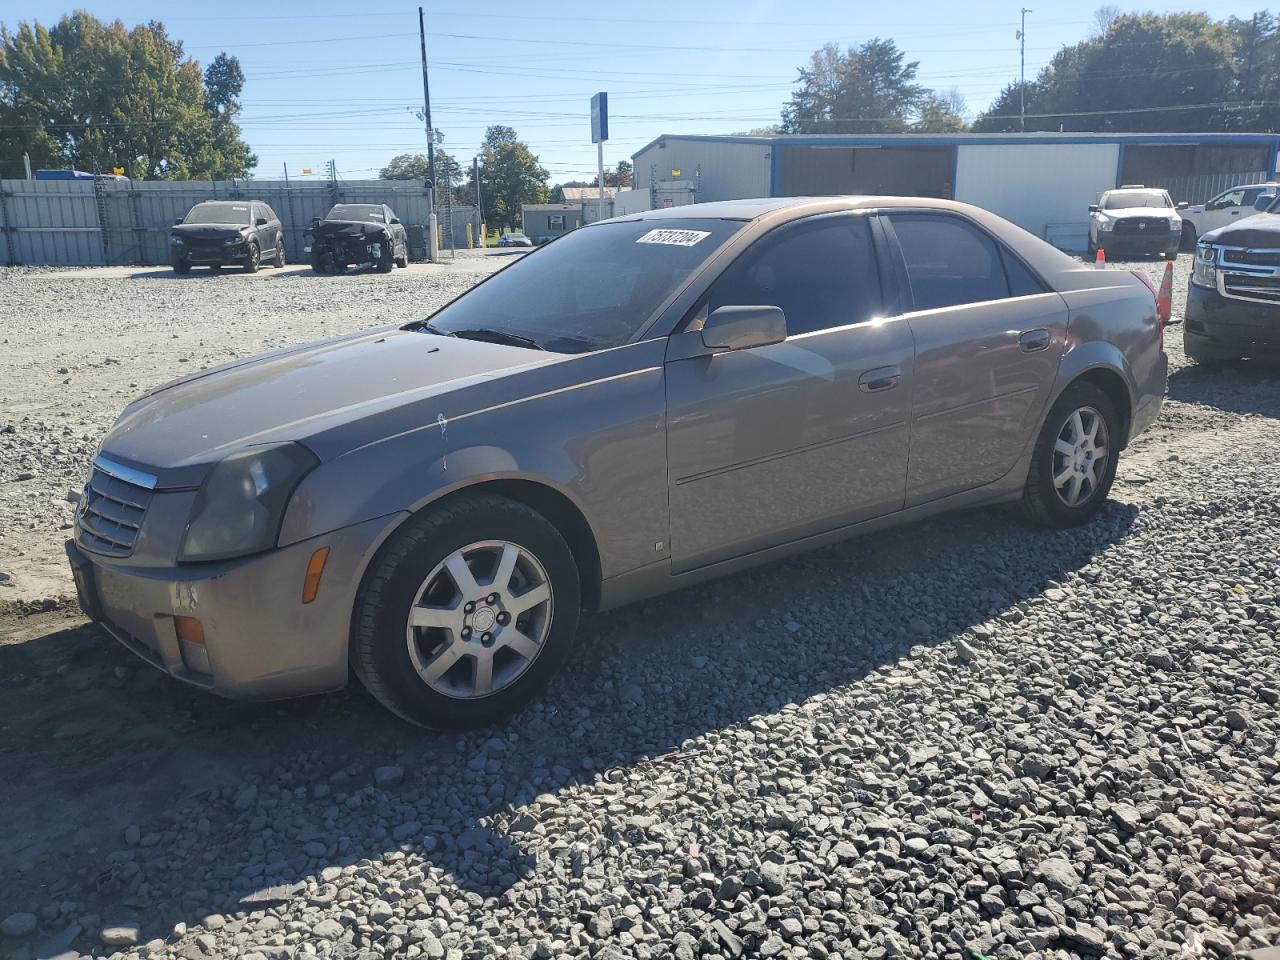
[184,203,250,225]
[327,205,385,222]
[1103,191,1170,210]
[421,218,744,353]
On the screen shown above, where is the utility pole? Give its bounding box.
[1019,8,1032,131]
[473,155,484,246]
[418,6,439,261]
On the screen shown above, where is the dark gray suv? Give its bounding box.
[170,200,285,274]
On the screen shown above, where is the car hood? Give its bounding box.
[1098,206,1178,219]
[1201,212,1280,246]
[100,329,559,487]
[172,223,249,240]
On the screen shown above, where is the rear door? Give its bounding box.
[665,213,915,572]
[881,212,1068,507]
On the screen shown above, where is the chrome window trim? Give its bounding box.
[93,454,159,491]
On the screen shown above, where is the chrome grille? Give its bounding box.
[1224,248,1280,267]
[1213,245,1280,305]
[75,457,157,557]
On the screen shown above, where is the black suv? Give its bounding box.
[170,200,285,274]
[306,203,409,274]
[1186,194,1280,363]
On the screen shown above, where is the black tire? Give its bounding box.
[243,241,260,273]
[395,242,408,268]
[310,252,327,274]
[1020,381,1121,528]
[171,259,190,275]
[376,241,395,273]
[1180,222,1198,252]
[273,243,285,268]
[208,263,222,273]
[1086,240,1097,258]
[351,493,582,730]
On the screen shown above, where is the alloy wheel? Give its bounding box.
[1052,405,1109,507]
[405,540,553,699]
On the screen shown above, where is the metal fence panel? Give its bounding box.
[1160,171,1270,205]
[0,178,471,267]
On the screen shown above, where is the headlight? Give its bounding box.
[169,236,184,246]
[1097,218,1114,232]
[179,443,318,562]
[1191,245,1217,288]
[225,236,241,246]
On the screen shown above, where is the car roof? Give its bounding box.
[610,195,1036,224]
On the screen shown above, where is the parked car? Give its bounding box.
[497,232,534,248]
[170,200,285,274]
[1180,182,1280,249]
[1185,193,1280,364]
[67,197,1167,729]
[306,203,408,273]
[1088,186,1183,259]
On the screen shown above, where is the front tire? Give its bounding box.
[1180,222,1198,252]
[1021,381,1120,528]
[171,259,190,275]
[243,241,260,273]
[351,494,581,729]
[376,242,395,273]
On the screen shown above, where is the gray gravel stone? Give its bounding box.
[1,913,36,937]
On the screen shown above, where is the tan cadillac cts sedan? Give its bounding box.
[67,197,1169,729]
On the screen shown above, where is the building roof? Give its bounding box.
[632,130,1280,159]
[522,203,578,212]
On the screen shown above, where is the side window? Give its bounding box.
[263,205,278,222]
[888,215,1009,311]
[1214,189,1245,210]
[707,215,881,336]
[1242,188,1263,207]
[1001,249,1047,298]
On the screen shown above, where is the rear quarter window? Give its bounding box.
[888,214,1010,311]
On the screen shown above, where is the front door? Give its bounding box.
[665,213,915,573]
[881,212,1068,507]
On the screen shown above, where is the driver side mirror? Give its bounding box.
[390,217,401,225]
[174,217,184,225]
[701,305,787,351]
[1087,204,1100,214]
[1176,201,1189,210]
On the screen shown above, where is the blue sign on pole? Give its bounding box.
[591,92,608,144]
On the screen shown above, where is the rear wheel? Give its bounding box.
[376,241,395,273]
[273,243,285,268]
[243,241,260,273]
[351,494,581,729]
[395,241,408,268]
[1021,381,1120,528]
[171,259,190,275]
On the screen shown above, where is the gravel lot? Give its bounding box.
[1,253,1279,960]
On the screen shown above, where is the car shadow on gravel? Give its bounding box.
[0,499,1138,949]
[1167,359,1280,418]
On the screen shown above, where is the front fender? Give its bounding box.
[278,341,670,582]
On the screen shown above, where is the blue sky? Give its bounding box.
[9,0,1264,184]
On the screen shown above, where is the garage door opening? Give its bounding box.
[1121,144,1272,204]
[776,145,955,199]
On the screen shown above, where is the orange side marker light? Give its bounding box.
[302,547,330,604]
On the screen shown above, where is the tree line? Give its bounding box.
[779,9,1280,134]
[0,13,254,179]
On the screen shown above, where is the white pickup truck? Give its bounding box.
[1181,182,1280,248]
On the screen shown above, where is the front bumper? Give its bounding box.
[1095,230,1180,255]
[307,238,384,265]
[1185,282,1280,356]
[174,243,247,265]
[65,513,402,700]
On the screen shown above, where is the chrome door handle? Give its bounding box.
[858,365,901,392]
[1019,328,1051,352]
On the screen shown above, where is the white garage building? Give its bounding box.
[631,132,1280,251]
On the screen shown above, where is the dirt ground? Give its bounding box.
[2,253,1279,959]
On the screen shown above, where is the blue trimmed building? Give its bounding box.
[631,132,1280,251]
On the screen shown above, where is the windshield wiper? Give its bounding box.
[407,320,456,337]
[450,328,545,351]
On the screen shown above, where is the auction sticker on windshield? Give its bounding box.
[636,229,711,247]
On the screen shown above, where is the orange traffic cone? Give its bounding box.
[1095,247,1106,269]
[1156,259,1173,327]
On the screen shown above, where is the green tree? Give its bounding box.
[478,125,549,228]
[380,149,463,192]
[914,91,969,132]
[0,13,255,179]
[781,39,926,134]
[972,13,1241,132]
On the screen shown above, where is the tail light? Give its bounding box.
[1130,270,1165,346]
